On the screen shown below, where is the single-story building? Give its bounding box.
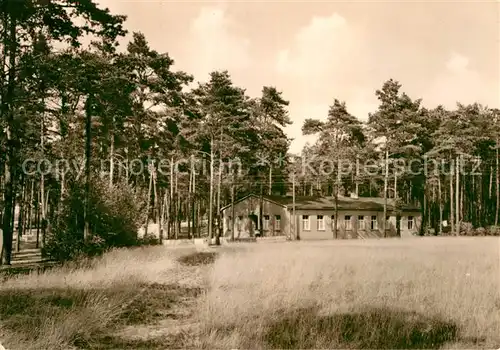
[220,194,421,240]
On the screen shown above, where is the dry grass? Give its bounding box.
[0,246,209,350]
[2,238,499,349]
[178,251,218,267]
[200,237,500,349]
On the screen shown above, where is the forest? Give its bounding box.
[0,0,498,265]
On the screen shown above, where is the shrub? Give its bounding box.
[474,227,486,236]
[486,226,500,236]
[43,177,147,262]
[459,222,474,236]
[137,234,161,246]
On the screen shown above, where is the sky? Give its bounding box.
[97,0,499,154]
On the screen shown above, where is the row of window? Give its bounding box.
[228,214,415,232]
[302,215,414,231]
[230,215,281,231]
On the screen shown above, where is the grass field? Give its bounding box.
[1,237,499,349]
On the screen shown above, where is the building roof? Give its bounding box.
[220,194,420,212]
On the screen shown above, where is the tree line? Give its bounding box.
[0,0,497,264]
[0,0,291,264]
[299,80,500,238]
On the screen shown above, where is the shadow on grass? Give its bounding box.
[89,333,191,350]
[0,262,59,280]
[0,287,135,347]
[177,252,218,266]
[0,284,202,328]
[0,282,204,349]
[88,336,167,349]
[120,283,203,325]
[0,288,86,319]
[265,306,461,349]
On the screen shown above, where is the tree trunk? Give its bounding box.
[197,199,201,238]
[421,184,427,236]
[292,173,298,240]
[144,165,153,237]
[455,156,460,235]
[334,158,340,239]
[259,181,264,238]
[153,167,160,239]
[175,169,180,240]
[27,179,34,238]
[10,195,16,251]
[476,171,482,226]
[187,166,192,239]
[83,95,93,240]
[209,138,214,242]
[268,165,272,195]
[231,181,235,241]
[395,173,400,237]
[0,5,6,265]
[438,176,443,235]
[160,190,166,242]
[1,11,17,265]
[394,172,397,199]
[35,187,40,248]
[470,174,474,224]
[166,189,171,240]
[426,186,431,231]
[489,165,493,201]
[383,150,389,237]
[16,176,25,252]
[125,148,129,182]
[450,163,454,235]
[496,141,499,226]
[169,156,174,239]
[192,161,196,238]
[216,155,222,245]
[56,166,65,228]
[462,173,466,225]
[109,119,114,188]
[355,156,359,197]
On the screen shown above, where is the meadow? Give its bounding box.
[1,237,499,349]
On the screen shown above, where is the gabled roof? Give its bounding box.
[220,194,420,212]
[219,194,287,212]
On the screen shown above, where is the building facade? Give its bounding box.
[220,194,422,240]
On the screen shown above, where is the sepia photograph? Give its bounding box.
[0,0,499,349]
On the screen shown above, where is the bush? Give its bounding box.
[137,234,161,246]
[459,222,474,236]
[43,177,147,262]
[474,227,486,236]
[486,226,500,236]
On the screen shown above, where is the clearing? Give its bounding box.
[1,237,499,349]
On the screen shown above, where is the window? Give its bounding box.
[344,215,352,230]
[263,215,270,230]
[302,215,310,231]
[358,215,365,230]
[275,215,281,231]
[317,215,325,231]
[237,216,243,232]
[371,215,378,230]
[407,216,414,230]
[331,215,337,229]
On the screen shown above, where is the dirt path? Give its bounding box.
[92,252,215,349]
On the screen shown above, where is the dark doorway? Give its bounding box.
[248,214,258,237]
